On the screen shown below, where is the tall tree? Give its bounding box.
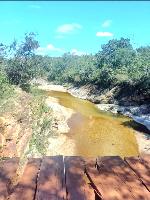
[6,32,39,85]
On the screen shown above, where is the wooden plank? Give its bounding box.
[142,154,150,164]
[35,156,66,200]
[97,156,150,200]
[65,156,95,200]
[85,156,134,200]
[0,158,19,200]
[8,158,41,200]
[83,157,103,199]
[125,156,150,191]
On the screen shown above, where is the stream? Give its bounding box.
[48,90,139,158]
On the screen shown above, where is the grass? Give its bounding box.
[27,85,54,156]
[0,74,17,114]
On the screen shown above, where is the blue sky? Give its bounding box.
[0,1,150,57]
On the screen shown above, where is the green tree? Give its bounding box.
[6,32,39,87]
[95,38,136,88]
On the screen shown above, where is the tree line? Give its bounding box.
[0,32,150,103]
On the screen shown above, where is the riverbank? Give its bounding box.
[0,88,32,158]
[44,96,77,155]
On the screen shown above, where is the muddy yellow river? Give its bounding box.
[48,90,139,157]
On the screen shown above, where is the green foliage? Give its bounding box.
[6,32,39,86]
[46,37,149,101]
[28,86,53,156]
[0,72,14,102]
[47,54,97,86]
[29,116,52,155]
[0,34,149,104]
[0,43,7,60]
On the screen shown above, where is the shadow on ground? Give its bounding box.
[122,120,150,135]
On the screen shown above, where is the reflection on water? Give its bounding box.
[48,90,139,157]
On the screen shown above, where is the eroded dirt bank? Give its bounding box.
[0,88,32,158]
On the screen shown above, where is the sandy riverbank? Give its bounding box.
[45,96,77,155]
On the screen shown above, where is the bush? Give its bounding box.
[20,83,31,92]
[0,72,14,101]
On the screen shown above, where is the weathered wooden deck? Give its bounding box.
[0,155,149,200]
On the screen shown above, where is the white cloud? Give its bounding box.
[35,44,64,55]
[47,44,63,52]
[56,23,82,34]
[102,20,112,28]
[70,49,87,56]
[35,45,87,57]
[96,32,113,37]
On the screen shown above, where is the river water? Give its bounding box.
[48,90,139,158]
